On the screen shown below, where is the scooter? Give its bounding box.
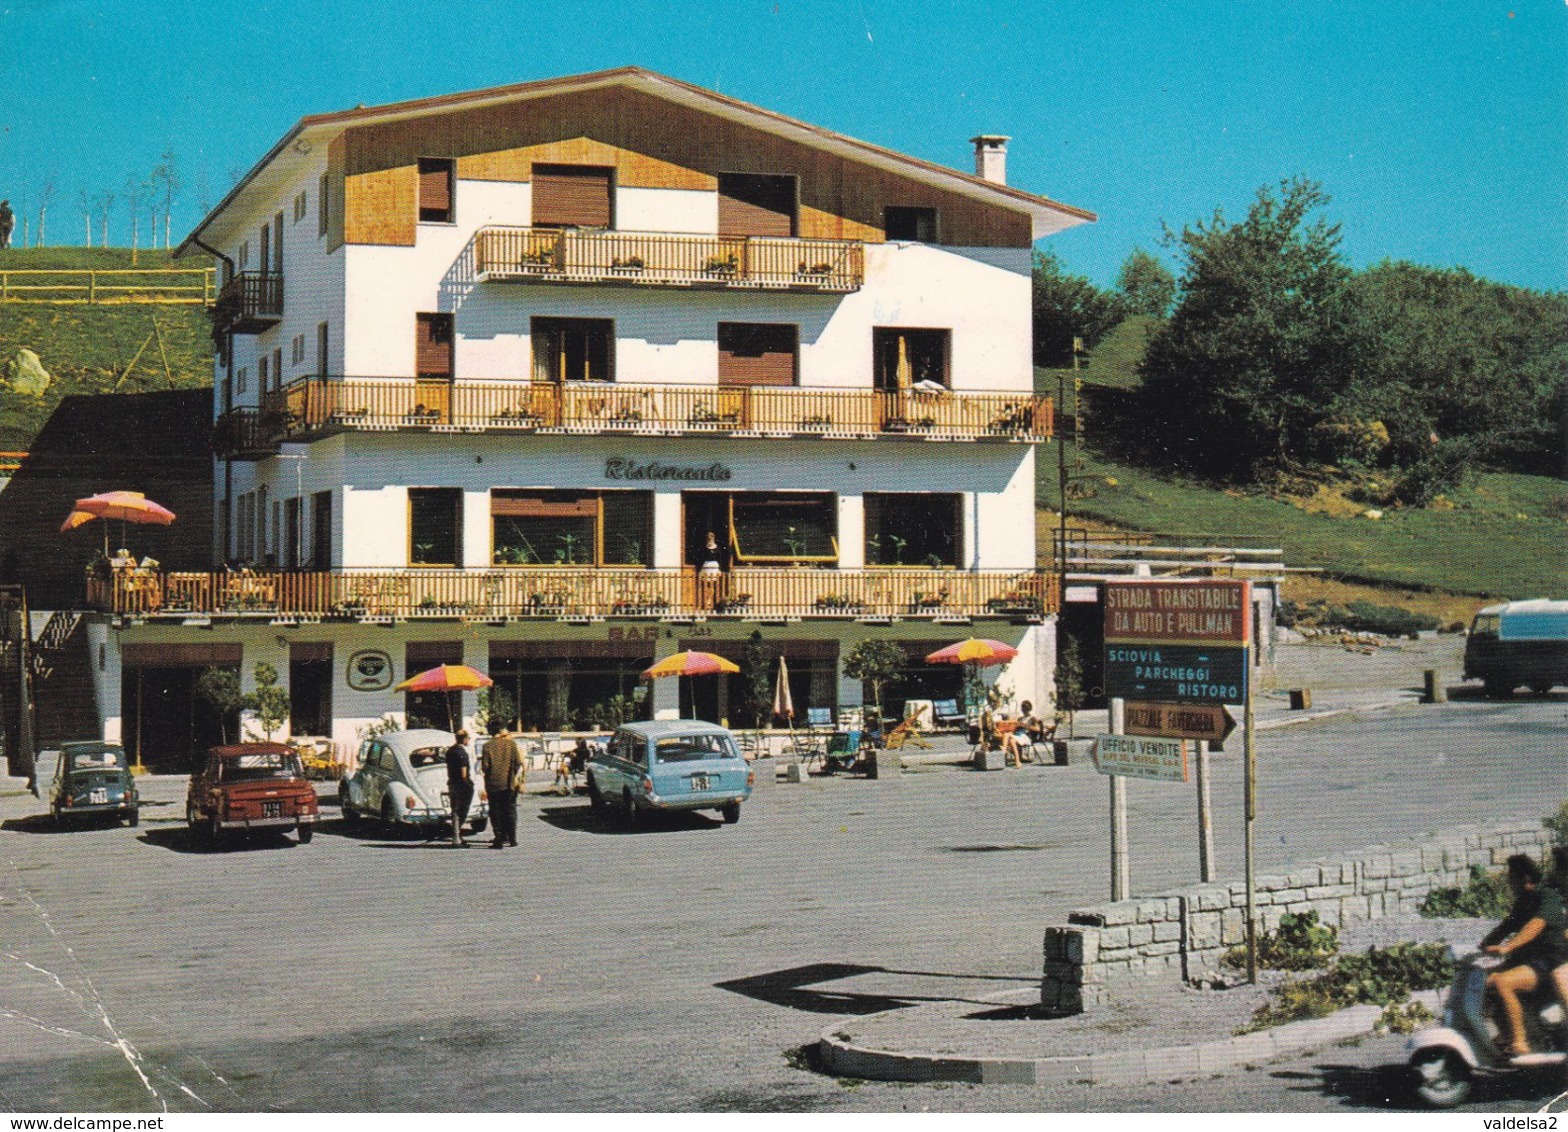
[1408,949,1566,1108]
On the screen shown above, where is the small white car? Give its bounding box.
[339,729,488,836]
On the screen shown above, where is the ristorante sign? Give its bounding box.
[604,458,733,482]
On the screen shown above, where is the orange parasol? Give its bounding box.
[642,651,740,680]
[394,664,494,693]
[72,491,176,525]
[925,638,1019,667]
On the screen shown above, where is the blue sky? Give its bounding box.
[1,0,1563,292]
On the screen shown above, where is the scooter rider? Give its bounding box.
[1481,854,1568,1059]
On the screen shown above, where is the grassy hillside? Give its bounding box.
[0,247,214,451]
[1036,316,1566,600]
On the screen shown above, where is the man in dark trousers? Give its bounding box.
[444,728,474,847]
[480,727,522,849]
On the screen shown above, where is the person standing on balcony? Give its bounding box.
[695,530,731,610]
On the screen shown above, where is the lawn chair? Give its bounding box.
[822,730,863,774]
[883,704,933,750]
[930,699,966,730]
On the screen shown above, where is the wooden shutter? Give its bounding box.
[719,323,797,387]
[416,313,453,379]
[123,643,243,666]
[532,165,612,228]
[491,491,597,518]
[718,173,796,237]
[418,158,453,222]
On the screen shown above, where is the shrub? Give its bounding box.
[1223,910,1339,971]
[1238,942,1454,1033]
[1419,864,1512,919]
[1546,801,1568,848]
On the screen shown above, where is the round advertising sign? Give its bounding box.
[346,649,394,692]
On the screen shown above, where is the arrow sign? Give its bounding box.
[1122,701,1237,743]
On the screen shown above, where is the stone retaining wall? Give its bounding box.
[1040,819,1554,1014]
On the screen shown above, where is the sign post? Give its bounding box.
[1102,579,1255,976]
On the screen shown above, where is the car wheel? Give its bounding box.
[1410,1048,1470,1108]
[1529,683,1553,695]
[297,824,314,844]
[621,790,639,830]
[468,817,487,835]
[587,776,605,812]
[720,801,741,825]
[1484,678,1512,699]
[126,809,139,828]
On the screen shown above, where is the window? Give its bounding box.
[685,492,837,565]
[288,643,332,737]
[718,323,798,386]
[283,497,302,569]
[415,313,454,379]
[409,488,462,567]
[864,493,962,567]
[531,164,613,229]
[291,334,305,366]
[293,191,307,223]
[491,490,652,567]
[259,223,270,274]
[257,355,269,394]
[236,367,248,395]
[237,240,249,270]
[885,206,938,243]
[316,322,329,378]
[531,317,612,383]
[272,347,283,391]
[318,173,330,237]
[873,328,950,390]
[311,491,332,570]
[718,173,796,237]
[418,158,455,223]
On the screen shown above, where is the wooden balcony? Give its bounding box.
[87,567,1058,623]
[211,271,282,334]
[219,376,1051,455]
[474,226,863,292]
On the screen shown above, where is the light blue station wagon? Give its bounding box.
[586,720,753,827]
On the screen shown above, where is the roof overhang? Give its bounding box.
[179,67,1093,257]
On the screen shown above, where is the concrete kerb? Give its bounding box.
[817,987,1443,1086]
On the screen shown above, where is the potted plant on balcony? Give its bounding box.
[703,252,739,276]
[609,255,645,274]
[798,413,833,431]
[522,246,556,270]
[796,260,835,278]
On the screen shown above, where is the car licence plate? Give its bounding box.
[261,801,283,818]
[89,790,107,805]
[689,774,711,791]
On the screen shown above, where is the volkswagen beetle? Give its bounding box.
[339,729,488,836]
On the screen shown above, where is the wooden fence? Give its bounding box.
[0,268,214,305]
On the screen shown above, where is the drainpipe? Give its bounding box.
[191,235,237,567]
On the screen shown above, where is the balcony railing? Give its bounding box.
[211,271,282,334]
[211,376,1052,457]
[475,226,864,292]
[87,567,1058,622]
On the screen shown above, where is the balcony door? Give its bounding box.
[873,328,950,391]
[415,312,453,421]
[532,317,613,383]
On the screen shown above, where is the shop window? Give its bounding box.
[491,490,651,567]
[873,328,950,391]
[864,493,961,567]
[409,488,462,567]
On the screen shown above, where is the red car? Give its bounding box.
[187,743,319,845]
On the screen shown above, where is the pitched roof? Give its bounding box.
[179,66,1092,255]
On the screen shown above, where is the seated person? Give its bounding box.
[110,548,135,570]
[1482,853,1568,1058]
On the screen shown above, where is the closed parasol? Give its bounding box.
[772,655,794,723]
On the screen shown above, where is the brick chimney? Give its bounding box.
[970,135,1010,185]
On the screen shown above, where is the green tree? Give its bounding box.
[1335,261,1568,495]
[842,639,907,717]
[1115,247,1176,319]
[475,686,517,734]
[194,666,243,744]
[740,630,774,728]
[1032,250,1123,367]
[245,662,291,741]
[1138,178,1351,480]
